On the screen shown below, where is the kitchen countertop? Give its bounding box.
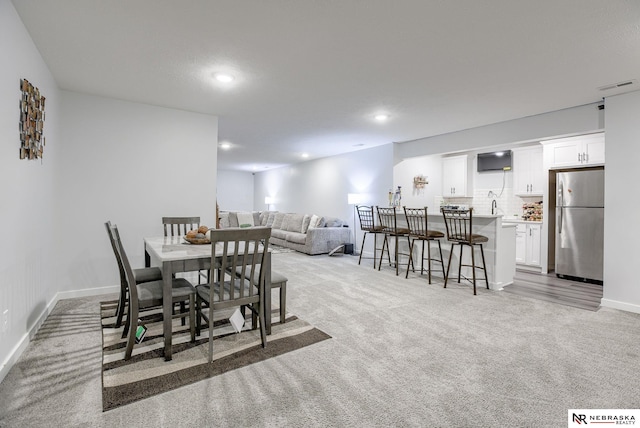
[501,218,544,224]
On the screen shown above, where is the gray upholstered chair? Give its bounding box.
[441,208,489,295]
[403,207,445,283]
[105,221,163,333]
[196,227,271,363]
[110,223,196,360]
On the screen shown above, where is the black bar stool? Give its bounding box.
[377,206,413,276]
[403,207,445,283]
[355,205,387,269]
[441,208,489,295]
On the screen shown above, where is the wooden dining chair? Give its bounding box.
[110,223,196,360]
[104,221,163,333]
[196,227,271,363]
[162,216,208,285]
[162,216,201,237]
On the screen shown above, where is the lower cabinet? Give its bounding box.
[514,223,541,267]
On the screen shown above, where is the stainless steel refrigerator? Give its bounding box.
[555,169,604,283]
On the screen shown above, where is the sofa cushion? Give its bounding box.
[252,211,261,226]
[266,212,277,227]
[286,231,307,245]
[237,212,255,227]
[301,214,311,233]
[308,214,324,229]
[271,228,288,240]
[272,213,286,230]
[228,212,239,227]
[285,213,305,233]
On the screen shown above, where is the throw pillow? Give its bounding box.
[228,212,239,228]
[308,214,324,229]
[272,213,286,230]
[285,213,305,233]
[266,212,277,227]
[324,217,343,227]
[301,214,311,233]
[237,212,254,227]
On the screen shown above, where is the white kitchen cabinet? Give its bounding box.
[543,132,605,169]
[515,224,526,264]
[512,222,541,267]
[513,146,543,196]
[442,155,471,197]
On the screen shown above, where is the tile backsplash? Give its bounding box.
[438,188,543,220]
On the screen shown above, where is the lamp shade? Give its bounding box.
[265,196,274,205]
[347,193,362,205]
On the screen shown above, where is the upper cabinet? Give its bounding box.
[542,132,605,169]
[442,155,472,197]
[512,145,543,196]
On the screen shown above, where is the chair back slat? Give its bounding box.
[208,227,271,304]
[442,209,473,243]
[356,205,376,231]
[162,216,201,237]
[109,224,139,308]
[403,207,429,237]
[376,206,398,233]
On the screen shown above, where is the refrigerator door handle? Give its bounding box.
[559,206,563,234]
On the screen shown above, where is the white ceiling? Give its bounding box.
[11,0,640,171]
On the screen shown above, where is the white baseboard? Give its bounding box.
[600,298,640,314]
[0,285,118,384]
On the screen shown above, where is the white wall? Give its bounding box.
[55,91,218,293]
[253,144,393,248]
[217,170,255,212]
[0,0,60,379]
[602,90,640,312]
[393,154,443,210]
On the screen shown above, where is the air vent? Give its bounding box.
[598,80,637,91]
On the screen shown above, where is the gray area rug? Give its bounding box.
[101,302,330,411]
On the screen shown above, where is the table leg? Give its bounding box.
[162,262,173,361]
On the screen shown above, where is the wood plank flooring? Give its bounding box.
[503,269,603,311]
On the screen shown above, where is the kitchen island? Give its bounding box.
[396,213,516,290]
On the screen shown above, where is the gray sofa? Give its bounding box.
[219,210,351,255]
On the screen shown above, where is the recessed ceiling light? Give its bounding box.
[301,153,309,158]
[214,73,234,83]
[353,143,365,147]
[219,142,231,150]
[374,114,389,122]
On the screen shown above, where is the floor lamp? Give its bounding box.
[265,196,274,211]
[347,193,363,255]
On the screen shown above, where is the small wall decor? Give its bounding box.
[19,78,46,160]
[413,174,428,189]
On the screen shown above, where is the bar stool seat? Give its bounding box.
[441,208,489,295]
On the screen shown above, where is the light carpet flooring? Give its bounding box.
[1,251,639,427]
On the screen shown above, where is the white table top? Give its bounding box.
[144,235,269,263]
[144,235,212,262]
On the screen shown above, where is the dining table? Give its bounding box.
[144,235,272,361]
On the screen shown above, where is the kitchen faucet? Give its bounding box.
[491,199,497,215]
